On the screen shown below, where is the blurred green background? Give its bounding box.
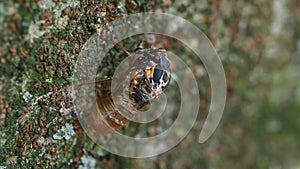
[0,0,299,168]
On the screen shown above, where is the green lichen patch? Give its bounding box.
[53,123,75,140]
[1,0,299,168]
[0,0,165,167]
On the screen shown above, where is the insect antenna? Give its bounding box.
[73,77,112,90]
[114,42,131,57]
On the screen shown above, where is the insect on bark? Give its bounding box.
[79,41,171,133]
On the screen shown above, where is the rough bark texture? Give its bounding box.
[0,0,299,168]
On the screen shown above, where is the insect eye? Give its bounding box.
[153,67,164,83]
[163,72,168,84]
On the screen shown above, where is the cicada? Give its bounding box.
[84,42,171,133]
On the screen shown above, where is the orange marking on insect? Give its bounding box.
[145,66,153,77]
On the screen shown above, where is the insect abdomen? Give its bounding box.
[88,93,130,132]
